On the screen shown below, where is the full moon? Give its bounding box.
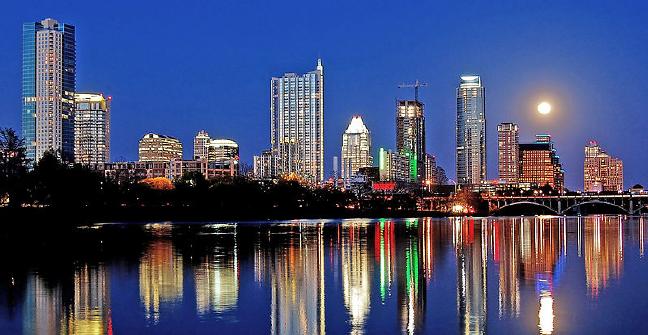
[537,102,552,115]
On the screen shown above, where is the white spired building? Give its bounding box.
[341,116,372,184]
[270,59,324,184]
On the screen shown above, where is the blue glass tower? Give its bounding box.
[22,18,76,164]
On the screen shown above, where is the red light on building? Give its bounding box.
[373,181,396,191]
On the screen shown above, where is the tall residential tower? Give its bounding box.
[22,18,76,163]
[584,140,623,192]
[270,59,324,183]
[341,116,372,183]
[456,75,486,185]
[396,100,425,182]
[497,123,519,183]
[74,93,111,164]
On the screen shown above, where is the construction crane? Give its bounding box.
[398,80,428,102]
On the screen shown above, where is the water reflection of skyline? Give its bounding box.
[341,221,372,335]
[139,225,184,324]
[256,223,326,335]
[5,216,648,334]
[194,225,239,316]
[22,263,112,335]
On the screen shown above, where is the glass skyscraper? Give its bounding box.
[74,93,111,165]
[270,59,324,183]
[396,100,425,182]
[456,75,486,185]
[22,18,76,164]
[497,122,519,183]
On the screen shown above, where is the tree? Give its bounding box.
[0,128,29,207]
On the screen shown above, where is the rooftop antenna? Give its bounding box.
[398,80,428,101]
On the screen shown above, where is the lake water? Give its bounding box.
[0,216,647,334]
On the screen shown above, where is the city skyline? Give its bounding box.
[2,2,648,189]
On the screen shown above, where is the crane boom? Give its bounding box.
[398,80,428,101]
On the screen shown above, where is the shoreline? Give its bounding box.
[0,207,451,228]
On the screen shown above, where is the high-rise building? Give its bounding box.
[424,154,438,185]
[138,133,183,162]
[378,148,410,182]
[341,116,372,183]
[456,75,486,185]
[497,123,519,183]
[253,149,275,180]
[74,93,110,165]
[270,59,324,184]
[193,130,210,160]
[396,100,425,182]
[584,140,623,193]
[519,134,564,192]
[22,18,76,163]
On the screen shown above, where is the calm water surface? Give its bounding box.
[1,216,647,334]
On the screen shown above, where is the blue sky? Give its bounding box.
[1,0,647,189]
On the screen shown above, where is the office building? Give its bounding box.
[378,148,410,182]
[22,18,76,163]
[584,140,623,192]
[193,130,210,160]
[519,135,564,192]
[497,123,519,183]
[341,116,372,183]
[138,133,182,162]
[270,59,324,184]
[93,159,237,183]
[396,100,425,182]
[74,93,110,165]
[208,139,239,162]
[456,75,486,185]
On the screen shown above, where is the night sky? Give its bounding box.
[1,0,647,190]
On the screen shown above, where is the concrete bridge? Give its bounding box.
[485,194,648,215]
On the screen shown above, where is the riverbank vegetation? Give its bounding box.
[0,127,432,223]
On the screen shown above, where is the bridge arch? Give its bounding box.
[561,200,628,215]
[631,204,648,215]
[494,201,559,215]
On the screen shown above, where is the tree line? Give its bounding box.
[0,127,419,219]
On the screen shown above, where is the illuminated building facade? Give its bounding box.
[193,131,239,162]
[207,139,239,162]
[193,130,210,160]
[378,148,410,182]
[138,133,183,162]
[424,154,438,185]
[497,122,519,183]
[584,140,623,192]
[456,75,486,185]
[396,100,425,182]
[341,116,372,184]
[22,18,76,163]
[270,59,324,184]
[74,93,110,164]
[519,134,565,192]
[91,159,238,182]
[253,149,276,179]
